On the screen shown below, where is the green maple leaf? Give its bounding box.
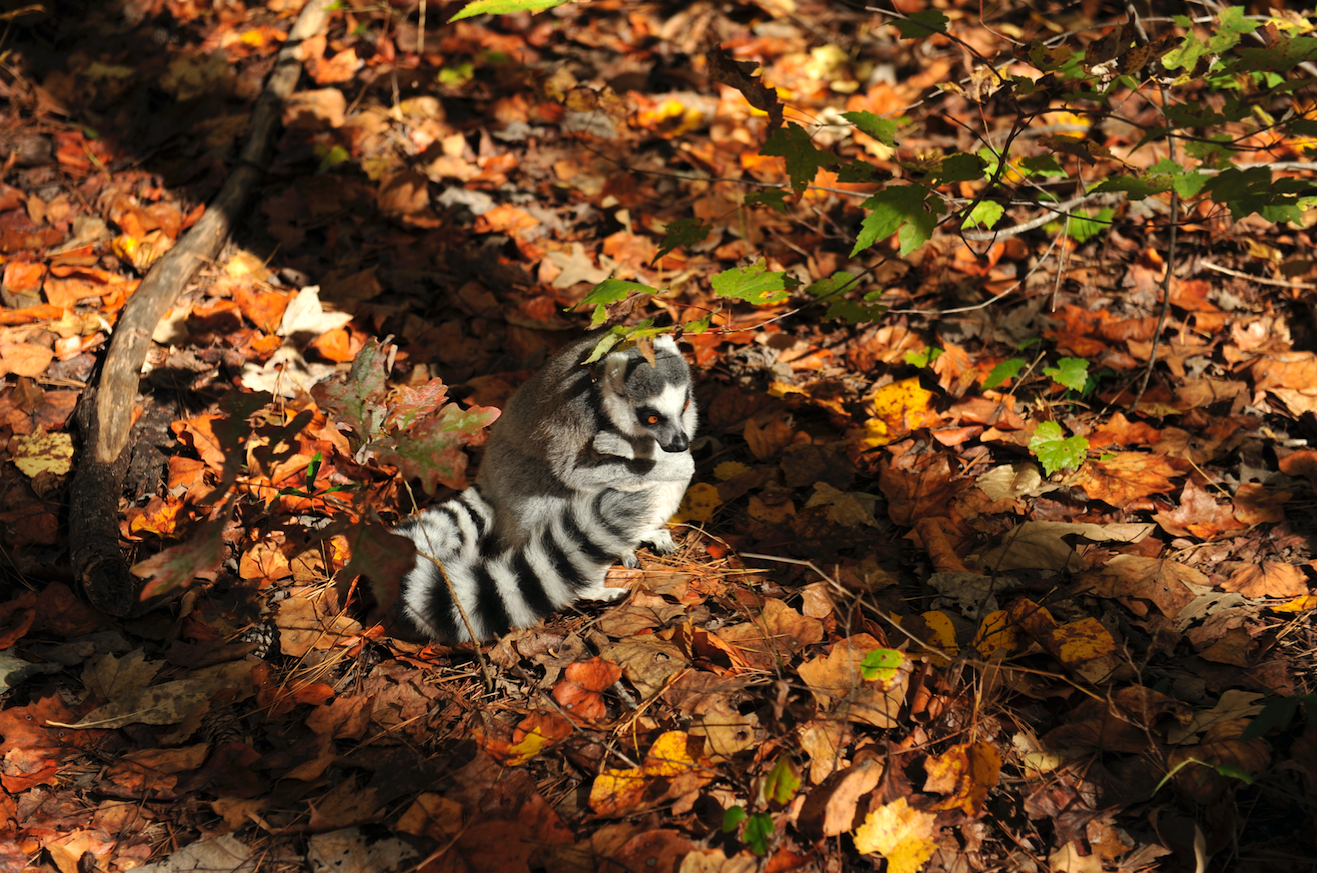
[852,185,945,257]
[653,218,710,265]
[1043,357,1090,392]
[895,10,948,38]
[982,358,1025,389]
[761,122,838,193]
[1029,421,1088,475]
[711,259,799,305]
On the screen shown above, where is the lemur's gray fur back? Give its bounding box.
[389,334,697,642]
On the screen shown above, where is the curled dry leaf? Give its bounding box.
[553,657,623,720]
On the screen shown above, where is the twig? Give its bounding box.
[67,0,337,616]
[1200,260,1317,289]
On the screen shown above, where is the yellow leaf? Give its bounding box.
[973,610,1025,659]
[923,741,1001,816]
[852,798,938,873]
[714,461,752,481]
[865,377,938,446]
[588,731,712,816]
[1272,595,1317,613]
[920,610,959,655]
[673,482,722,523]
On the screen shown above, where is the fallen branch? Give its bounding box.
[68,0,335,616]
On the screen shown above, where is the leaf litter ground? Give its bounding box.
[1,1,1317,872]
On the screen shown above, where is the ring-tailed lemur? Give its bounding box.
[388,334,697,642]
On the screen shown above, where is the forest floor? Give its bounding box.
[1,0,1317,871]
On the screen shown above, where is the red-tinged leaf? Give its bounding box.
[375,402,501,493]
[339,516,418,617]
[385,378,450,433]
[131,510,230,600]
[312,337,390,447]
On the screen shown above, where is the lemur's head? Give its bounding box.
[599,336,697,453]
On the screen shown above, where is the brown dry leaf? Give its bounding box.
[1279,449,1317,489]
[798,634,909,729]
[1070,452,1181,506]
[852,797,939,873]
[798,719,849,785]
[1041,686,1191,752]
[744,410,795,459]
[1167,719,1271,805]
[1087,411,1162,448]
[797,755,883,838]
[0,342,55,377]
[44,829,116,873]
[588,731,713,817]
[105,743,209,798]
[282,87,347,128]
[275,590,363,657]
[1220,561,1308,598]
[1078,555,1207,620]
[1233,483,1288,526]
[72,656,254,730]
[1152,480,1245,539]
[923,740,1001,817]
[931,341,974,398]
[396,793,464,841]
[1048,841,1103,873]
[878,452,957,526]
[599,636,688,699]
[552,657,623,721]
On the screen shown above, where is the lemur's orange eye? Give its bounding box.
[647,415,659,425]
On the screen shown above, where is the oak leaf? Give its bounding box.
[1070,452,1182,506]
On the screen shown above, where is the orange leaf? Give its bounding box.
[923,740,1001,817]
[1070,452,1181,506]
[1221,561,1308,598]
[588,731,712,817]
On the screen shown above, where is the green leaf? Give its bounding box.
[806,271,857,299]
[964,200,1005,231]
[653,218,710,265]
[895,9,948,38]
[1017,154,1066,178]
[1061,208,1113,244]
[745,189,791,213]
[711,258,799,305]
[578,279,659,309]
[982,357,1025,389]
[859,648,906,682]
[1241,696,1301,741]
[743,812,774,855]
[448,0,567,22]
[1089,173,1172,200]
[841,110,897,146]
[761,122,838,193]
[375,402,501,493]
[905,347,943,368]
[764,757,801,805]
[933,153,987,184]
[722,806,748,833]
[1029,421,1089,476]
[835,160,890,184]
[852,185,945,257]
[580,321,668,365]
[1043,357,1089,391]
